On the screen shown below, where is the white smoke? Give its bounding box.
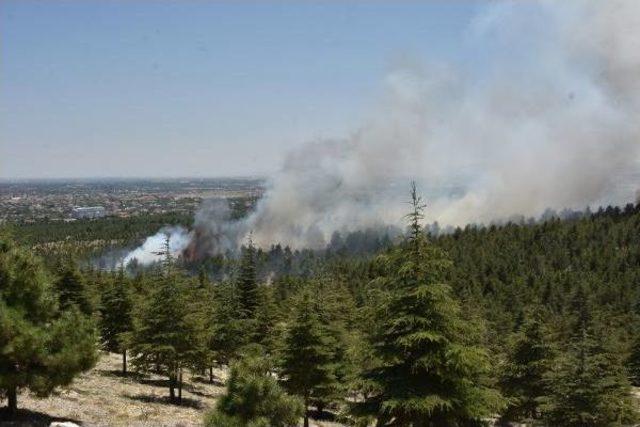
[239,0,640,249]
[122,226,191,266]
[125,0,640,258]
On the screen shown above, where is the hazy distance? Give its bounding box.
[0,1,479,179]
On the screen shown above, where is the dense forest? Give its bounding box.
[2,191,640,426]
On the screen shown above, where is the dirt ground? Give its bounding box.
[1,353,638,426]
[0,352,346,427]
[0,352,224,427]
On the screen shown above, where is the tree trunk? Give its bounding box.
[178,368,183,404]
[7,386,17,417]
[169,376,176,402]
[317,402,325,417]
[122,350,127,375]
[303,393,310,427]
[209,366,214,383]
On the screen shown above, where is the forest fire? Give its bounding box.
[181,227,216,263]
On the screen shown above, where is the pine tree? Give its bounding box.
[54,258,95,315]
[541,307,638,426]
[356,183,504,425]
[188,269,218,383]
[280,291,337,427]
[237,236,259,319]
[253,285,281,354]
[208,280,247,368]
[0,237,97,417]
[99,268,134,374]
[500,306,555,423]
[627,333,640,386]
[204,345,303,427]
[129,236,205,403]
[309,278,354,415]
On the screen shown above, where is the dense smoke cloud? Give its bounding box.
[125,0,640,263]
[244,0,640,248]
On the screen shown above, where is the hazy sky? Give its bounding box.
[0,1,482,179]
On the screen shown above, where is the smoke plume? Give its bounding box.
[246,0,640,247]
[122,226,191,266]
[124,0,640,263]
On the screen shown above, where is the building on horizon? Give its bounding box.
[71,206,106,219]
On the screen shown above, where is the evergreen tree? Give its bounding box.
[252,285,281,354]
[541,310,637,426]
[0,237,97,417]
[237,237,259,319]
[204,346,303,427]
[280,291,337,427]
[309,278,354,414]
[129,236,205,403]
[499,306,555,423]
[356,183,503,425]
[208,280,247,368]
[54,258,95,315]
[627,333,640,386]
[99,268,134,374]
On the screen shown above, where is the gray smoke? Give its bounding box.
[125,0,640,262]
[185,198,246,258]
[238,0,640,249]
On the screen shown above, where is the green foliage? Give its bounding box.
[13,212,192,246]
[129,247,206,402]
[7,192,640,424]
[627,334,640,386]
[208,281,248,366]
[237,239,259,319]
[499,306,556,423]
[356,185,504,425]
[0,237,97,414]
[54,259,96,315]
[541,319,637,426]
[280,291,338,426]
[252,285,281,355]
[204,346,303,427]
[99,268,134,372]
[308,278,356,413]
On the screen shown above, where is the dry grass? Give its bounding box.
[0,352,225,427]
[3,353,635,427]
[0,352,347,427]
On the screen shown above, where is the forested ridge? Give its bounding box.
[2,196,640,426]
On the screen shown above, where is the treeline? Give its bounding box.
[10,211,193,246]
[3,193,640,425]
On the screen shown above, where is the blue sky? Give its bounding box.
[0,1,482,179]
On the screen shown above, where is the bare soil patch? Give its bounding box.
[0,352,225,427]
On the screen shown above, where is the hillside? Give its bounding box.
[0,353,348,427]
[0,352,223,427]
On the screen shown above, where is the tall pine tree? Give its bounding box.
[356,183,503,425]
[237,236,259,319]
[280,291,337,427]
[0,237,97,417]
[541,296,637,426]
[499,306,555,423]
[99,268,134,374]
[54,258,95,316]
[208,280,247,368]
[129,236,205,403]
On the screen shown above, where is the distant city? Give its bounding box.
[0,178,265,223]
